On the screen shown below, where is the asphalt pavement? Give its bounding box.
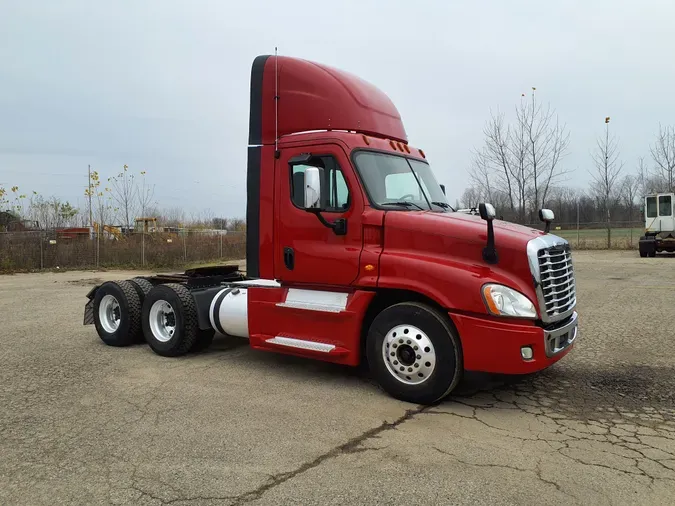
[1,251,674,505]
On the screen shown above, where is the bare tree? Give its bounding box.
[212,217,230,230]
[621,174,641,245]
[471,88,570,222]
[160,207,186,227]
[636,156,648,197]
[519,88,570,213]
[590,118,624,248]
[230,218,246,231]
[108,165,138,231]
[479,112,514,211]
[137,171,156,219]
[135,170,156,266]
[459,186,483,209]
[468,147,494,204]
[650,124,675,192]
[509,104,529,221]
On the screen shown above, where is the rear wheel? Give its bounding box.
[142,283,199,357]
[130,277,154,300]
[366,302,463,405]
[129,278,154,342]
[93,280,142,346]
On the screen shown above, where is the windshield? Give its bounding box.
[353,151,449,211]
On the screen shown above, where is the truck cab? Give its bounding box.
[84,55,578,405]
[640,192,675,256]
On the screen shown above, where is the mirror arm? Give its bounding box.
[308,208,334,229]
[307,208,347,236]
[544,221,551,234]
[483,220,498,264]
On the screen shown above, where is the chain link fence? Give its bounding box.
[0,220,648,273]
[528,221,644,250]
[0,229,245,273]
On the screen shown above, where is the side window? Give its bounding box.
[289,155,350,212]
[328,169,349,210]
[646,197,658,218]
[659,195,672,216]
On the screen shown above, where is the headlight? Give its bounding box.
[482,284,537,318]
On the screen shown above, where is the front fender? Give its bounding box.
[377,250,537,316]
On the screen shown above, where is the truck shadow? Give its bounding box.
[204,335,674,424]
[445,364,675,424]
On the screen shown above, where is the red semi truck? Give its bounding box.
[84,55,578,404]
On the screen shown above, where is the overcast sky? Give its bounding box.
[2,0,674,218]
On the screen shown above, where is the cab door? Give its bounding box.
[647,194,675,233]
[274,144,363,286]
[657,194,675,232]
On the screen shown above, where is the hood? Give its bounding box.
[385,210,546,250]
[380,210,553,313]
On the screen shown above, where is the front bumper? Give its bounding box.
[450,311,578,375]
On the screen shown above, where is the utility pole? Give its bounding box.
[605,116,611,248]
[87,164,93,229]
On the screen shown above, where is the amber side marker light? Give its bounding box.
[419,149,425,158]
[482,285,501,315]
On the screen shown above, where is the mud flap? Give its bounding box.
[83,299,95,325]
[83,285,99,325]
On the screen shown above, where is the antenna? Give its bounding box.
[274,47,279,155]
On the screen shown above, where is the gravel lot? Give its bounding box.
[1,251,674,505]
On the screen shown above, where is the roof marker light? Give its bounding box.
[362,134,370,145]
[419,149,425,158]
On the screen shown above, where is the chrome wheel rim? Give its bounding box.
[99,294,121,333]
[149,300,176,343]
[382,324,436,385]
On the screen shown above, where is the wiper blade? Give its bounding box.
[431,201,454,211]
[380,201,425,211]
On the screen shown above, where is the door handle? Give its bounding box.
[284,247,294,270]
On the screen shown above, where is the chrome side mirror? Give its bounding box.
[539,208,554,233]
[304,167,321,210]
[479,203,496,221]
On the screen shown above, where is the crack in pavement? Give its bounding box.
[431,446,569,497]
[429,393,675,486]
[223,406,428,505]
[120,407,426,505]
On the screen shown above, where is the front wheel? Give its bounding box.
[366,302,463,404]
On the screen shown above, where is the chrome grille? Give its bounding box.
[537,245,576,320]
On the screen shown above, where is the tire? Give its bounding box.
[191,329,215,353]
[639,250,647,258]
[93,280,142,347]
[649,251,656,258]
[130,278,154,300]
[366,302,463,405]
[142,283,200,357]
[129,278,154,342]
